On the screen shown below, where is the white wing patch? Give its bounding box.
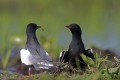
[59,51,65,62]
[20,49,54,69]
[59,52,63,58]
[39,66,49,69]
[45,52,52,61]
[45,52,49,55]
[37,62,53,66]
[90,48,94,53]
[20,49,35,65]
[37,61,54,69]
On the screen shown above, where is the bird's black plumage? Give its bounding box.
[60,49,94,63]
[66,24,86,68]
[59,24,94,69]
[25,23,53,70]
[84,48,94,61]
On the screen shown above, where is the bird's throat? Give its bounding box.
[27,33,39,45]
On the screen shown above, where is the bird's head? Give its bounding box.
[66,24,82,34]
[26,23,43,35]
[27,23,41,31]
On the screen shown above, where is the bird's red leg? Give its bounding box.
[28,67,31,76]
[21,64,25,74]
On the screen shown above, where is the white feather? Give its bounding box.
[39,66,49,69]
[20,49,36,65]
[45,52,49,55]
[20,49,54,69]
[59,51,66,62]
[90,48,93,53]
[37,62,53,67]
[59,51,63,59]
[45,51,52,61]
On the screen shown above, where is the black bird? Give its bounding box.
[20,23,53,74]
[59,24,94,69]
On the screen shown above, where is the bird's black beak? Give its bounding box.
[37,26,41,28]
[65,25,71,29]
[37,26,44,31]
[65,25,69,28]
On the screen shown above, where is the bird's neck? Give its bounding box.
[26,33,39,44]
[71,32,81,40]
[70,32,83,48]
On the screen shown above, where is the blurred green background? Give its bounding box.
[0,0,120,68]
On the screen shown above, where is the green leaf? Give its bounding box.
[114,57,120,62]
[81,54,95,66]
[107,67,119,74]
[2,50,11,68]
